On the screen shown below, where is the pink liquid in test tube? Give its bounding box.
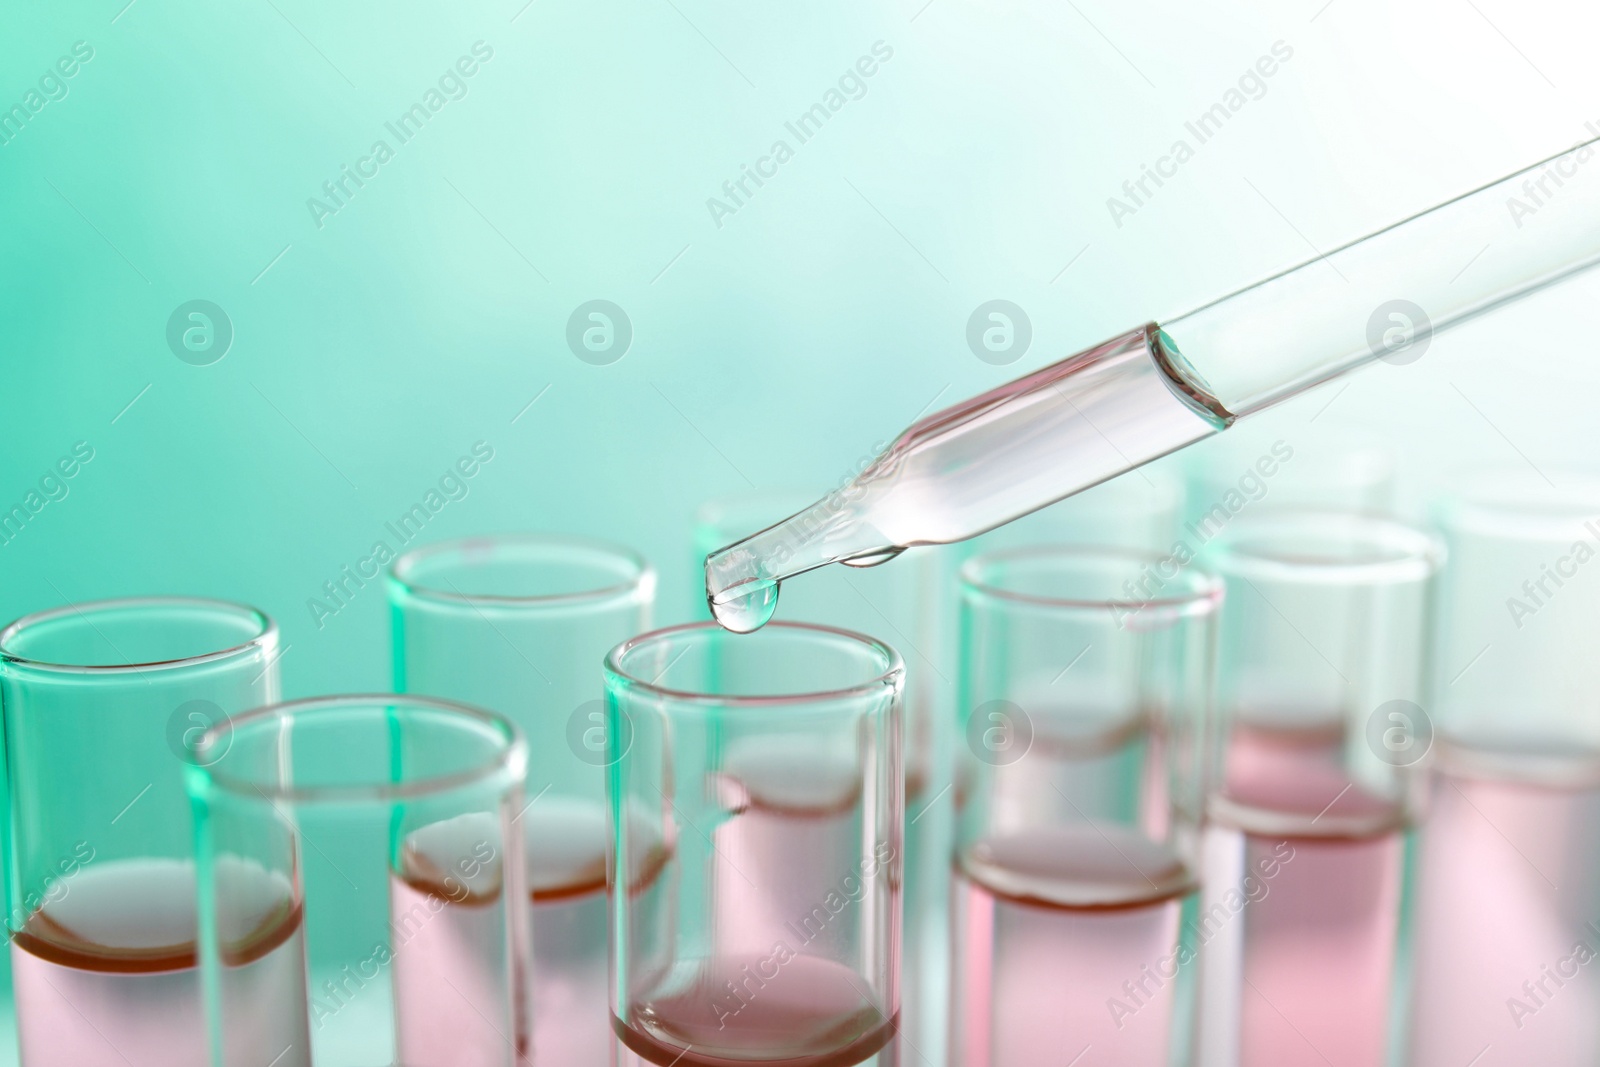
[1408,741,1600,1067]
[10,858,309,1067]
[1199,721,1406,1067]
[951,824,1193,1067]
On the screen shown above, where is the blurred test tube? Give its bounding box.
[389,535,655,1067]
[1409,474,1600,1067]
[1196,513,1441,1067]
[1184,432,1395,529]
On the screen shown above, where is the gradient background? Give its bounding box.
[3,0,1599,1058]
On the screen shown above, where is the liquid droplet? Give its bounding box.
[840,547,905,569]
[709,578,779,634]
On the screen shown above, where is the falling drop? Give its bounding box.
[708,578,779,634]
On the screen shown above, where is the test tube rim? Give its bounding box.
[388,532,655,610]
[1203,510,1444,587]
[1430,468,1600,542]
[0,595,277,676]
[960,544,1224,615]
[189,692,527,804]
[604,620,904,709]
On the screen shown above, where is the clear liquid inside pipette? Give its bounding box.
[706,325,1230,632]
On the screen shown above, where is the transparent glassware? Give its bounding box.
[604,622,904,1067]
[1408,475,1600,1067]
[187,694,529,1067]
[695,490,955,1064]
[0,597,280,1067]
[1195,514,1442,1067]
[388,534,654,1065]
[950,547,1220,1067]
[974,466,1185,555]
[1183,434,1394,530]
[705,136,1600,627]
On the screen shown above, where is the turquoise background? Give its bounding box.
[3,0,1599,1058]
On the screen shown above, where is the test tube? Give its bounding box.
[0,597,280,1067]
[388,534,655,1065]
[1195,513,1441,1067]
[1184,433,1394,527]
[187,694,529,1067]
[695,491,953,1062]
[1408,476,1600,1067]
[605,622,903,1067]
[951,547,1220,1066]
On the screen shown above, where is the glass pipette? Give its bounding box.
[706,135,1600,631]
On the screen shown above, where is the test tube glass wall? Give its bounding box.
[0,597,280,1067]
[388,534,654,1065]
[951,547,1220,1067]
[1183,434,1394,531]
[605,622,903,1067]
[188,695,529,1067]
[1409,478,1600,1067]
[1196,513,1441,1067]
[695,492,952,1063]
